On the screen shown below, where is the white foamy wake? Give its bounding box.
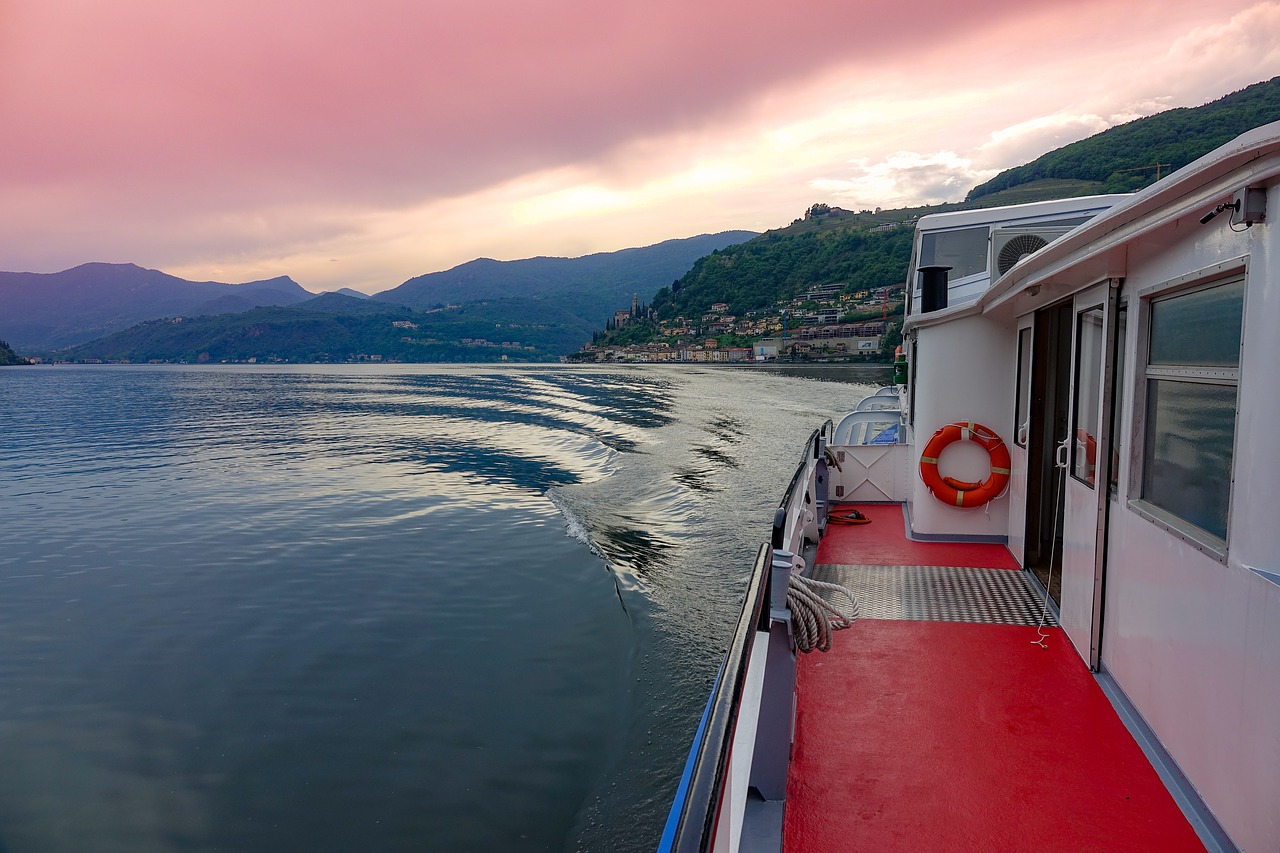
[544,487,603,557]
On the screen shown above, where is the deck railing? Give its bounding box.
[658,422,831,853]
[656,542,773,853]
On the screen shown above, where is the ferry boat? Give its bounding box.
[660,121,1280,852]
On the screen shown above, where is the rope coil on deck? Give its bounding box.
[788,574,859,653]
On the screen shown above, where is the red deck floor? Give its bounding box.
[784,505,1204,852]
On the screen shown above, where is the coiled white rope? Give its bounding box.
[787,574,859,653]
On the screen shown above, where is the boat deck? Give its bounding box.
[784,503,1206,852]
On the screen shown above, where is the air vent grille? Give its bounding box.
[990,226,1076,277]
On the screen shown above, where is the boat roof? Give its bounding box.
[913,194,1130,231]
[981,119,1280,314]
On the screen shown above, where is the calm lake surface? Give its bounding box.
[0,364,882,852]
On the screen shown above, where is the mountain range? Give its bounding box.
[0,264,313,351]
[0,232,756,355]
[376,232,757,310]
[6,76,1280,363]
[59,294,606,364]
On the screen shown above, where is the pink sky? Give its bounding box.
[3,1,1280,293]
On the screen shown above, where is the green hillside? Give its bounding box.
[653,210,912,320]
[968,77,1280,200]
[645,176,1127,327]
[0,339,28,365]
[586,79,1280,358]
[59,298,595,363]
[649,177,1113,322]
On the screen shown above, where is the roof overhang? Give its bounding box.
[980,120,1280,319]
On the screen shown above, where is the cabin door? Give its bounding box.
[1057,282,1117,667]
[1007,317,1035,565]
[1024,303,1071,603]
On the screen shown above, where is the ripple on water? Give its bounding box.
[0,363,883,852]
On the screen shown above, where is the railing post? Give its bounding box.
[814,432,829,531]
[750,546,798,802]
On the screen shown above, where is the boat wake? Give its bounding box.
[544,487,603,557]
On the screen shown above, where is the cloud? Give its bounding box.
[975,114,1115,170]
[1158,3,1280,102]
[0,0,1046,207]
[3,0,1280,292]
[810,151,995,209]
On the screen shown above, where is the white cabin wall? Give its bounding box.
[1230,187,1280,590]
[909,313,1016,538]
[1102,192,1280,852]
[1103,522,1280,852]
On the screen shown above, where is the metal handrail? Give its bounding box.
[777,428,822,524]
[658,542,774,853]
[832,410,904,445]
[660,424,829,852]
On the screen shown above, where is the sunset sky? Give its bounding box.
[3,1,1280,294]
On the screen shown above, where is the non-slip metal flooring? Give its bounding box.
[811,563,1057,626]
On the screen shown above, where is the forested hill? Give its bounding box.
[653,211,912,320]
[968,77,1280,200]
[644,78,1280,330]
[0,339,27,365]
[58,296,594,364]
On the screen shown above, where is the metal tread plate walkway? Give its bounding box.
[811,563,1057,626]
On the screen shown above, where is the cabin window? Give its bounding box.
[1015,326,1032,447]
[1139,276,1244,544]
[919,226,988,281]
[1071,307,1104,486]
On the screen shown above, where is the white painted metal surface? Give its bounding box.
[1095,179,1280,851]
[827,444,908,503]
[1006,316,1034,566]
[1058,283,1111,663]
[898,123,1280,852]
[907,195,1128,316]
[904,312,1016,539]
[714,634,771,853]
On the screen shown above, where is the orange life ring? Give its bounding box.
[919,421,1011,508]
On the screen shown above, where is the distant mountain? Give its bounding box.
[60,296,596,364]
[968,76,1280,200]
[334,287,370,299]
[1,234,751,355]
[374,231,757,317]
[0,262,315,350]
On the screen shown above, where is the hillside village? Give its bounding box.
[567,278,904,363]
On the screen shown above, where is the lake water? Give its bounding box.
[0,364,881,852]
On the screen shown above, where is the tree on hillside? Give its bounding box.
[653,225,912,320]
[0,339,27,366]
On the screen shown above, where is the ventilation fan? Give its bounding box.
[990,226,1076,278]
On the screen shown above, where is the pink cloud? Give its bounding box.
[2,0,1095,204]
[1,0,1277,289]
